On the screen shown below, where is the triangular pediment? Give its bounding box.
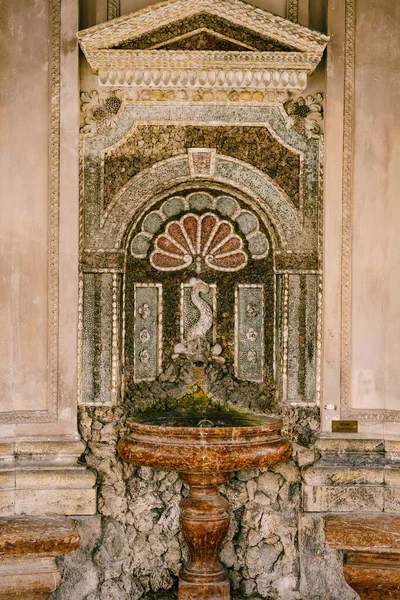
[153,29,257,52]
[79,0,327,55]
[112,12,300,53]
[78,0,328,95]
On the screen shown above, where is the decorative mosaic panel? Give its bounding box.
[133,284,162,382]
[102,125,301,209]
[80,104,323,405]
[181,282,217,345]
[82,273,114,404]
[117,14,297,52]
[235,284,264,382]
[276,273,319,404]
[130,193,270,273]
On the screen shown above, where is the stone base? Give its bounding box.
[303,438,400,513]
[326,514,400,600]
[178,580,230,600]
[0,557,61,600]
[0,516,80,600]
[0,441,96,516]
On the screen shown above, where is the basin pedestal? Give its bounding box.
[179,472,230,600]
[118,413,291,600]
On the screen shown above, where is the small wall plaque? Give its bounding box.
[332,420,358,433]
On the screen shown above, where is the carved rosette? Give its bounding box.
[284,92,324,137]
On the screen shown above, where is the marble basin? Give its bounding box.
[118,411,290,600]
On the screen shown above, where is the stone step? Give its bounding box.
[326,514,400,600]
[0,517,80,600]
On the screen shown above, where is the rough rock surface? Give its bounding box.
[51,364,351,600]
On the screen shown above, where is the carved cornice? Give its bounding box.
[91,49,320,70]
[97,65,309,92]
[78,0,328,98]
[78,0,328,54]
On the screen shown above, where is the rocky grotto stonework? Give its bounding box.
[102,124,301,209]
[53,384,318,600]
[51,359,327,600]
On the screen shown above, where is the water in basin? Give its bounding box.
[130,385,271,428]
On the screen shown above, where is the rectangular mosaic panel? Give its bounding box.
[280,273,318,404]
[82,273,113,404]
[180,283,216,344]
[304,274,318,403]
[134,284,162,382]
[287,274,301,402]
[235,284,264,382]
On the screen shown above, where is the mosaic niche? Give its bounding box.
[102,124,301,210]
[80,104,322,408]
[124,189,274,386]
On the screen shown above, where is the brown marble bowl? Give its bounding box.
[118,414,291,473]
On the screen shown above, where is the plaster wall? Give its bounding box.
[351,0,400,412]
[0,0,81,438]
[0,0,50,415]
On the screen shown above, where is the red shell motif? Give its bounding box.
[150,213,248,272]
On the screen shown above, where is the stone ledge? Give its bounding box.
[303,437,400,514]
[326,514,400,600]
[0,516,80,556]
[0,517,80,600]
[326,514,400,553]
[0,441,97,517]
[0,557,61,600]
[303,485,385,513]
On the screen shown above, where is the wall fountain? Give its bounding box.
[118,278,291,600]
[76,3,327,596]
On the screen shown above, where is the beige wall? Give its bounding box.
[0,0,80,438]
[0,1,50,414]
[323,0,400,433]
[351,0,400,412]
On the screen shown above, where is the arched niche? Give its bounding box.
[123,186,276,388]
[79,104,322,408]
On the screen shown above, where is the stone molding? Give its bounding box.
[287,0,299,23]
[107,0,119,21]
[303,437,400,514]
[78,0,328,97]
[0,441,96,517]
[0,517,80,599]
[47,0,61,424]
[326,515,400,599]
[340,0,355,419]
